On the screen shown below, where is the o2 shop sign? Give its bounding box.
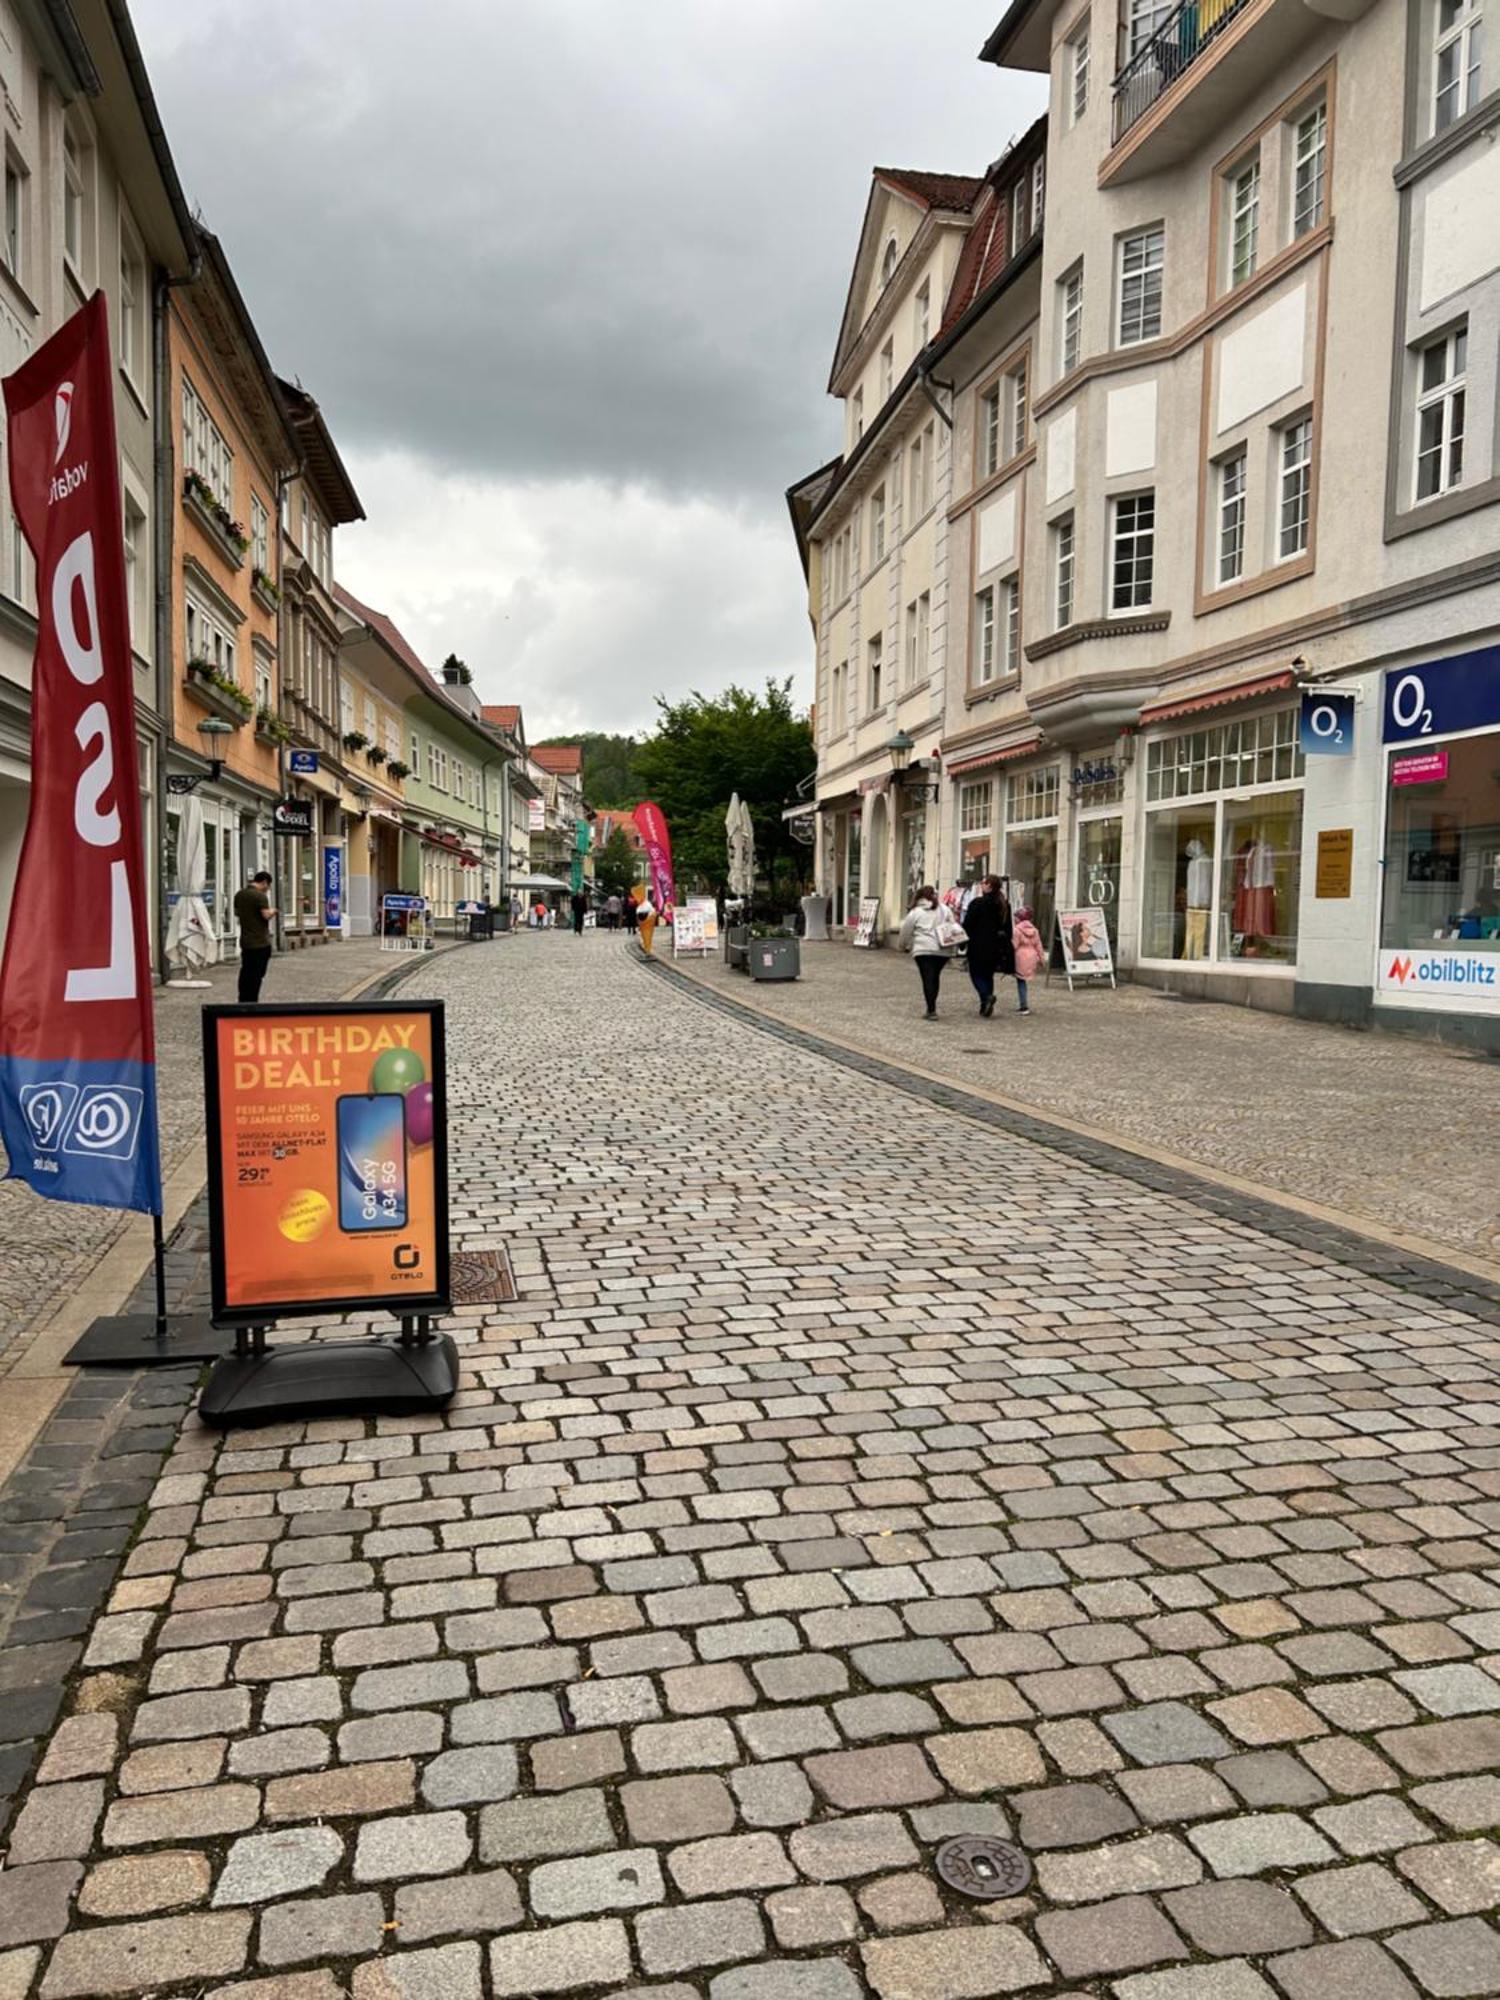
[1298,690,1355,756]
[1384,644,1500,744]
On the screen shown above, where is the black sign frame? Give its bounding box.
[272,796,315,837]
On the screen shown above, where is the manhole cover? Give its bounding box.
[450,1249,517,1306]
[934,1834,1033,1900]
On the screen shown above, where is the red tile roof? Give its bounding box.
[874,168,985,212]
[939,188,1006,335]
[335,583,435,687]
[533,744,583,776]
[483,704,521,731]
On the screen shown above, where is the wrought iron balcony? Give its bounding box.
[1112,0,1252,143]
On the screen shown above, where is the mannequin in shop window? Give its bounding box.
[1233,829,1276,941]
[1183,838,1212,959]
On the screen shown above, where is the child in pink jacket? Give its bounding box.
[1011,906,1045,1014]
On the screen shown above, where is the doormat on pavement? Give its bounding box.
[450,1248,518,1305]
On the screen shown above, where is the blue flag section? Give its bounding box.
[0,1053,161,1214]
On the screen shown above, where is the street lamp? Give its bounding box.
[166,715,235,795]
[885,728,916,774]
[884,728,939,804]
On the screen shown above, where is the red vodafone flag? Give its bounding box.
[0,292,161,1213]
[632,801,676,912]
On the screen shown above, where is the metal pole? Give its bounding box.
[152,1210,168,1342]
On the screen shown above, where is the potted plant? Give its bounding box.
[342,729,368,752]
[255,706,290,745]
[367,745,388,767]
[386,759,411,782]
[252,566,281,608]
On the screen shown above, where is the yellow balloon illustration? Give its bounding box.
[278,1188,332,1243]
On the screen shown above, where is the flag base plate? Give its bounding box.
[198,1335,460,1428]
[64,1314,239,1367]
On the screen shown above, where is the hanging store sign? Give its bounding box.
[289,750,320,775]
[203,1000,450,1323]
[1299,690,1355,756]
[272,796,315,837]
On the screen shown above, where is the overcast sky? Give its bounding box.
[135,1,1043,738]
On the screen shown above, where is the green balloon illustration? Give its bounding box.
[369,1046,426,1095]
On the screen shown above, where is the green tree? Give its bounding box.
[594,825,638,899]
[534,732,643,808]
[632,679,814,904]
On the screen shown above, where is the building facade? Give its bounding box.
[480,703,544,911]
[0,0,195,964]
[528,744,593,896]
[797,0,1500,1047]
[163,230,297,957]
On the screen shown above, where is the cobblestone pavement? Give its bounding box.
[2,930,1500,2000]
[671,938,1500,1268]
[0,940,461,1366]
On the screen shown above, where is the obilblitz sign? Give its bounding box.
[1378,946,1499,1010]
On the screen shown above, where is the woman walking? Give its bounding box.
[899,884,956,1020]
[962,875,1014,1017]
[1012,904,1046,1014]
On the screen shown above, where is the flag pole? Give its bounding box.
[152,1209,168,1342]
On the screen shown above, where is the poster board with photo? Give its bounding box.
[673,908,708,955]
[685,895,720,945]
[1056,907,1115,989]
[852,896,881,948]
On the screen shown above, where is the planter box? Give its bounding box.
[725,925,750,972]
[750,936,800,982]
[251,574,280,615]
[184,668,252,728]
[184,481,247,569]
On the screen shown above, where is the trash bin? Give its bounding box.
[466,907,494,941]
[750,936,800,981]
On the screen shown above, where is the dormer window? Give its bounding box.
[881,237,898,287]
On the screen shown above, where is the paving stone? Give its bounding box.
[478,1789,616,1863]
[849,1638,963,1686]
[39,1911,251,1998]
[203,1977,343,2000]
[1163,1879,1315,1954]
[765,1884,860,1947]
[212,1826,343,1905]
[1267,1938,1422,2000]
[339,1712,444,1764]
[392,1868,523,1941]
[803,1742,942,1808]
[1036,1831,1203,1902]
[351,1941,482,2000]
[0,1951,40,2000]
[861,1923,1053,1996]
[258,1893,387,1967]
[350,1660,469,1712]
[924,1725,1044,1793]
[1113,1970,1278,2000]
[1190,1811,1338,1876]
[1394,1666,1500,1717]
[857,1870,945,1930]
[1217,1749,1328,1807]
[1412,1777,1500,1831]
[631,1717,739,1771]
[531,1730,627,1792]
[1118,1764,1237,1824]
[788,1811,919,1880]
[264,1761,415,1822]
[622,1774,736,1843]
[528,1847,665,1918]
[565,1675,661,1728]
[1377,1718,1500,1778]
[129,1688,250,1742]
[833,1692,940,1740]
[1036,1895,1189,1978]
[354,1809,471,1881]
[419,1745,519,1807]
[1395,1838,1500,1915]
[104,1784,260,1847]
[5,1779,103,1863]
[1295,1863,1430,1936]
[751,1655,848,1703]
[730,1760,814,1827]
[1103,1702,1235,1765]
[1015,1781,1138,1848]
[78,1851,212,1919]
[228,1727,330,1778]
[34,1713,116,1783]
[737,1705,839,1759]
[0,1863,83,1948]
[1386,1917,1500,1997]
[710,1963,865,2000]
[635,1899,765,1975]
[662,1663,758,1713]
[1314,1795,1433,1856]
[667,1832,795,1896]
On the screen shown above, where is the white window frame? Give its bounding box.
[1229,156,1260,287]
[1116,224,1164,346]
[251,495,270,577]
[1434,0,1483,132]
[122,489,146,650]
[184,588,237,681]
[182,379,234,505]
[1011,179,1028,250]
[1110,490,1155,612]
[1001,576,1021,677]
[870,484,886,564]
[852,387,864,443]
[866,634,884,712]
[1291,101,1327,238]
[1127,0,1173,59]
[916,591,930,685]
[3,150,24,282]
[1069,15,1091,124]
[980,384,1002,479]
[1278,415,1313,558]
[1054,513,1076,629]
[1008,354,1029,458]
[254,647,273,716]
[1060,264,1084,374]
[1031,158,1045,231]
[831,659,848,735]
[62,124,83,276]
[880,338,894,402]
[915,280,930,345]
[974,585,997,685]
[959,780,991,834]
[881,236,898,287]
[118,211,145,388]
[1217,448,1247,585]
[1414,323,1467,502]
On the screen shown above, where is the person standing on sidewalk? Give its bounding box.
[962,875,1013,1018]
[570,887,589,936]
[233,870,276,1004]
[1012,904,1046,1015]
[898,884,953,1020]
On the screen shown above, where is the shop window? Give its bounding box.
[1008,764,1060,823]
[1381,735,1500,952]
[1076,813,1122,914]
[1145,707,1303,802]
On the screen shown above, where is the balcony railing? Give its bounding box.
[1112,0,1251,143]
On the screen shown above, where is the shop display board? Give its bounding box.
[1055,908,1115,989]
[380,893,429,953]
[685,896,720,945]
[852,897,881,947]
[673,908,708,955]
[203,1002,451,1325]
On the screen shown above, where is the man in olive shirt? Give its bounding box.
[234,870,276,1003]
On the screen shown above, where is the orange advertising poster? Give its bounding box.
[203,1002,449,1322]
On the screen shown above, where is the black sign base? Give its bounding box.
[64,1313,239,1367]
[198,1334,460,1429]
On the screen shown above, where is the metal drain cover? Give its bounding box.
[935,1834,1033,1900]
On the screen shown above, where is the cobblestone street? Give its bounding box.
[2,930,1500,2000]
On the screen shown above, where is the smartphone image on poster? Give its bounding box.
[336,1093,408,1232]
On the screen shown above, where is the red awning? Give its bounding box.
[945,735,1043,778]
[1140,669,1296,727]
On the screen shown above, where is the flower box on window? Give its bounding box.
[185,656,253,724]
[183,472,248,569]
[342,730,369,752]
[386,759,411,782]
[255,708,291,746]
[367,746,388,767]
[251,567,281,612]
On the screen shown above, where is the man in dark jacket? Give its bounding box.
[961,875,1014,1017]
[569,888,588,936]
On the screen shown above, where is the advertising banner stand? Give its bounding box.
[195,999,456,1427]
[1053,909,1117,991]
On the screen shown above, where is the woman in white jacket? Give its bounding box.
[899,884,952,1019]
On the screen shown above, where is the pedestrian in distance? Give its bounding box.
[623,895,638,935]
[898,883,959,1020]
[570,887,588,936]
[233,870,276,1004]
[962,874,1014,1017]
[1012,904,1046,1014]
[606,893,622,931]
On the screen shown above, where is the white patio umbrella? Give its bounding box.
[164,793,216,987]
[737,797,757,900]
[725,792,745,898]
